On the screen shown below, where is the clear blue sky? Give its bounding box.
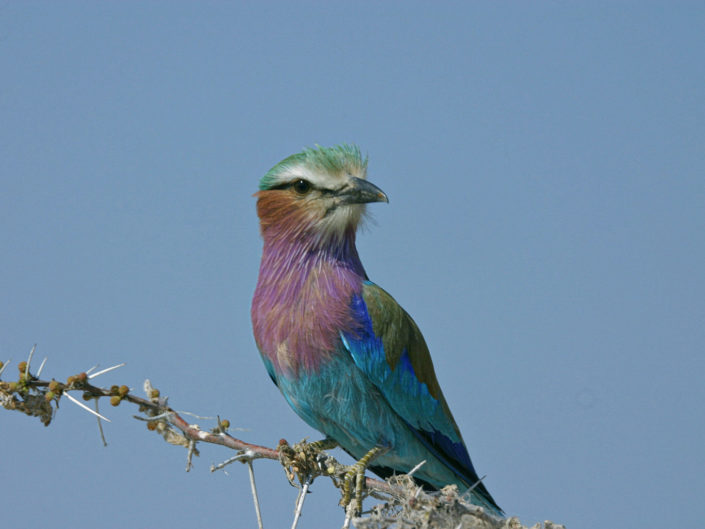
[2,3,703,528]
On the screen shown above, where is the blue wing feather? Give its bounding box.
[341,282,502,515]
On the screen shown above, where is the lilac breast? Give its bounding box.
[252,237,367,377]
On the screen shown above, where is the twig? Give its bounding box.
[4,371,397,499]
[248,459,264,529]
[342,503,353,529]
[3,364,533,529]
[186,439,196,471]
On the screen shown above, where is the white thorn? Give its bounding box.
[36,357,48,377]
[407,460,426,478]
[133,411,172,422]
[210,449,261,473]
[0,359,9,377]
[291,477,311,529]
[95,400,108,446]
[26,344,37,376]
[248,459,264,529]
[64,392,111,422]
[210,455,241,472]
[176,410,216,421]
[466,474,487,494]
[88,363,126,379]
[85,365,99,375]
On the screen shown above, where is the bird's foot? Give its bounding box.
[308,437,338,452]
[278,437,339,487]
[340,446,385,515]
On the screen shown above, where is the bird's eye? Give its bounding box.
[292,179,312,195]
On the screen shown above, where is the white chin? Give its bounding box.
[317,204,364,241]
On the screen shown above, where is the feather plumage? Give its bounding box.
[251,144,502,516]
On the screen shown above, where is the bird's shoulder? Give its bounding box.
[346,280,444,405]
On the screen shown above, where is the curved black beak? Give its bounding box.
[337,177,389,205]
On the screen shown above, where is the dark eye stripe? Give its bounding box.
[270,179,319,195]
[269,181,294,191]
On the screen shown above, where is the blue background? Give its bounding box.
[2,3,703,528]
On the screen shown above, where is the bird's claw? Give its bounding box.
[278,437,339,487]
[340,446,384,515]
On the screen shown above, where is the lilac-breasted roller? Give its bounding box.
[251,144,502,515]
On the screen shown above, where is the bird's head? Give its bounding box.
[255,144,388,247]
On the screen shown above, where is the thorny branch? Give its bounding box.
[0,354,393,497]
[0,352,563,529]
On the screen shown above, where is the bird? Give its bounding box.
[251,144,502,516]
